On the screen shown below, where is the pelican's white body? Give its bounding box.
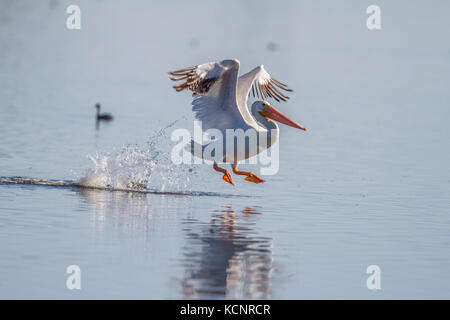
[183,59,282,164]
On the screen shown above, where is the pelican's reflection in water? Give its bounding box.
[181,205,273,299]
[75,189,273,298]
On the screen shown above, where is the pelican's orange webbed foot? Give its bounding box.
[222,171,235,185]
[232,167,265,184]
[213,163,235,186]
[244,173,265,184]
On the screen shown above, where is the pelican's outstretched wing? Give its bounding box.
[169,59,246,134]
[169,62,226,94]
[237,65,293,110]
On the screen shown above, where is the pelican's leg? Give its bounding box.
[231,164,265,184]
[213,162,234,185]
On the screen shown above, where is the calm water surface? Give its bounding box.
[0,0,449,299]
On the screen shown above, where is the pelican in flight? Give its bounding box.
[169,59,306,185]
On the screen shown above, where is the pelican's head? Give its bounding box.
[252,101,306,131]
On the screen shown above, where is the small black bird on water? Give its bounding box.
[95,103,114,121]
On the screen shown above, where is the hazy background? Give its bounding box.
[0,0,449,299]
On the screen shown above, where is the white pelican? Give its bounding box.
[169,59,306,185]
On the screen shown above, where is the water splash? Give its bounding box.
[79,120,194,192]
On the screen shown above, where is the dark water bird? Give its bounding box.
[95,103,114,121]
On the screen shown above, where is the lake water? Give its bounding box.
[1,0,449,299]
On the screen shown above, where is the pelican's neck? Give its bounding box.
[251,111,279,148]
[237,101,261,130]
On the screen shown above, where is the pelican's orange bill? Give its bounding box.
[261,105,307,131]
